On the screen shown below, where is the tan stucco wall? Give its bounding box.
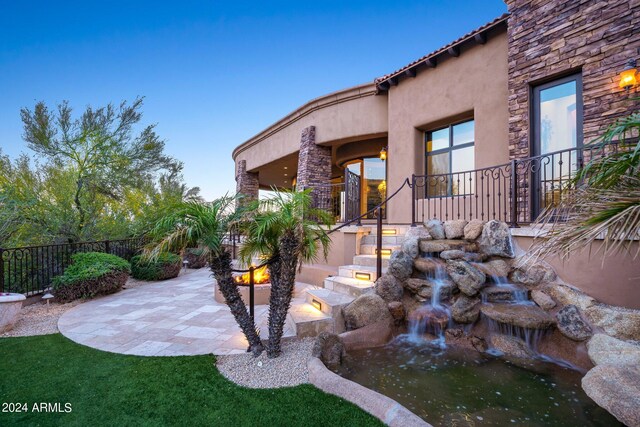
[386,31,510,224]
[515,236,640,309]
[233,83,388,173]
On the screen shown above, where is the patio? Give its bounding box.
[58,268,309,356]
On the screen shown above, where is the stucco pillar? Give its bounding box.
[235,159,259,207]
[296,126,332,210]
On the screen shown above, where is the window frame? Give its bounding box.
[425,118,475,198]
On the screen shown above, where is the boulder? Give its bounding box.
[479,258,512,278]
[387,301,406,324]
[312,332,346,371]
[387,250,413,280]
[556,305,592,341]
[443,219,468,239]
[481,303,556,329]
[582,364,640,427]
[405,226,432,240]
[478,220,515,258]
[471,336,488,352]
[446,260,486,297]
[413,257,441,274]
[451,295,481,323]
[491,335,536,359]
[374,274,404,302]
[585,303,640,341]
[401,237,419,259]
[510,261,556,287]
[587,333,640,366]
[425,219,445,240]
[542,282,595,311]
[343,294,391,331]
[463,219,486,240]
[531,289,556,310]
[419,239,478,254]
[440,249,483,262]
[481,286,517,303]
[404,278,454,301]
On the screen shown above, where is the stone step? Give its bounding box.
[360,244,401,255]
[352,254,390,268]
[360,235,405,245]
[305,288,355,317]
[368,225,410,236]
[338,264,386,282]
[288,303,335,338]
[324,275,375,297]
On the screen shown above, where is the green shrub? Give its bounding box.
[52,252,130,302]
[184,247,208,269]
[130,253,181,281]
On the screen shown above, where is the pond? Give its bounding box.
[337,336,622,427]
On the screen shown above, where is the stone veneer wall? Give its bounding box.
[506,0,640,158]
[296,126,332,209]
[235,159,259,206]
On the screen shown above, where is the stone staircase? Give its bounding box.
[288,225,409,338]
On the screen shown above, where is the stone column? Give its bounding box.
[235,159,259,207]
[296,126,332,210]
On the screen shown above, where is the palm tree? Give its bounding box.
[146,196,264,355]
[240,189,332,358]
[530,111,640,262]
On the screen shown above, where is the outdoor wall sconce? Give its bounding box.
[311,299,322,311]
[379,147,387,161]
[619,59,638,90]
[354,272,372,280]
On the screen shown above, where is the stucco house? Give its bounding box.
[232,0,640,308]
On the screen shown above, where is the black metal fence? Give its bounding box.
[316,169,361,223]
[0,237,146,295]
[412,142,624,227]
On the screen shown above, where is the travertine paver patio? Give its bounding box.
[58,268,307,356]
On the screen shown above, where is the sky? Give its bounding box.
[0,0,507,201]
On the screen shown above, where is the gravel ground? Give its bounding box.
[1,300,81,338]
[216,338,315,388]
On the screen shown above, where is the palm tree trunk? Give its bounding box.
[210,250,264,356]
[266,232,299,358]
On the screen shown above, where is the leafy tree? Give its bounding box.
[240,189,332,358]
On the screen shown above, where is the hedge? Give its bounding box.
[130,253,182,281]
[52,252,130,302]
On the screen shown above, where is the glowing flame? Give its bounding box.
[234,265,270,285]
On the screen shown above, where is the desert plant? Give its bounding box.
[52,252,130,302]
[146,196,264,355]
[240,189,332,358]
[130,253,181,281]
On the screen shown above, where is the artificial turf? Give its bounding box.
[0,334,382,426]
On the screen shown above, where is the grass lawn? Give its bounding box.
[0,334,382,427]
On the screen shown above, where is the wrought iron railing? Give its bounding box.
[0,237,146,295]
[315,169,361,223]
[412,142,625,227]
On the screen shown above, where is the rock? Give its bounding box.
[374,274,404,302]
[510,261,556,287]
[582,364,640,427]
[556,305,592,341]
[404,278,429,293]
[444,220,468,239]
[425,219,445,239]
[491,335,536,359]
[471,336,488,352]
[480,258,512,278]
[463,219,485,240]
[585,303,640,341]
[531,290,556,310]
[481,286,517,303]
[451,295,481,323]
[404,226,431,240]
[440,250,483,262]
[446,328,464,338]
[478,220,515,258]
[413,257,441,274]
[343,294,391,331]
[387,250,413,280]
[401,237,419,259]
[542,282,595,311]
[404,278,454,301]
[446,260,486,297]
[312,332,346,371]
[587,334,640,366]
[409,305,450,333]
[419,239,478,254]
[387,301,406,324]
[481,303,556,329]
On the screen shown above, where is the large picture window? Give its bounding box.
[425,119,475,197]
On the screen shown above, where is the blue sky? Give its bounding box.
[0,0,507,200]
